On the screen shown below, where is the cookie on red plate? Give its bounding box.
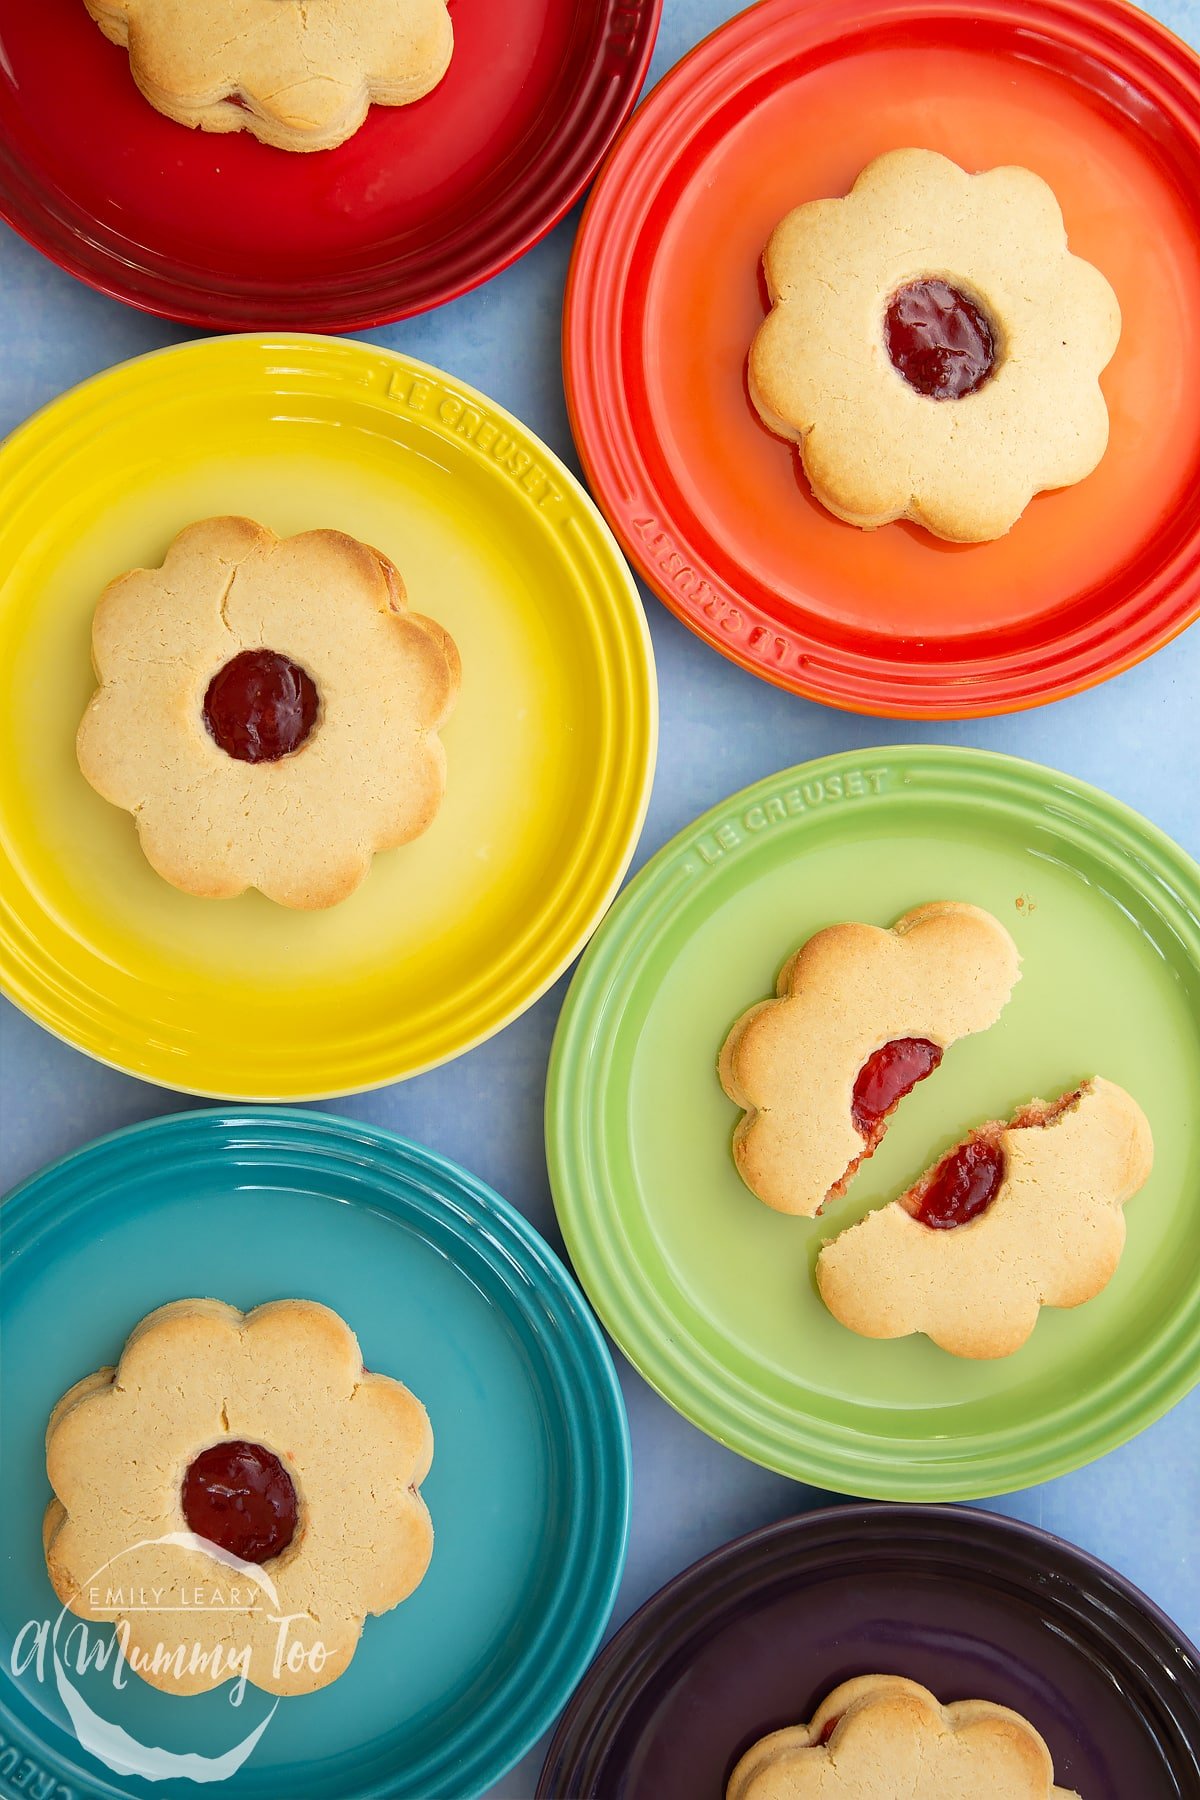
[76,516,460,909]
[83,0,454,152]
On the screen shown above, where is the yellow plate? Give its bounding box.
[0,336,656,1099]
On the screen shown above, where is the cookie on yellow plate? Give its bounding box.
[76,516,460,910]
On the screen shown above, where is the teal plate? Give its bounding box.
[0,1110,630,1799]
[547,745,1200,1501]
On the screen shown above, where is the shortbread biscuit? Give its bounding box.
[719,903,1020,1216]
[44,1298,433,1697]
[76,516,460,909]
[816,1078,1153,1358]
[750,148,1121,541]
[84,0,453,152]
[728,1675,1078,1799]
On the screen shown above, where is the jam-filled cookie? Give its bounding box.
[728,1675,1079,1799]
[816,1078,1153,1358]
[83,0,453,152]
[43,1299,433,1697]
[750,148,1121,541]
[718,902,1021,1216]
[76,516,460,909]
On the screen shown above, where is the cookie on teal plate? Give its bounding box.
[0,1110,630,1799]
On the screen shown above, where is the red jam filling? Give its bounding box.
[852,1039,943,1135]
[182,1440,297,1563]
[818,1715,842,1745]
[910,1139,1005,1230]
[885,280,997,400]
[203,650,319,764]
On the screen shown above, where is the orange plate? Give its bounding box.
[565,0,1200,716]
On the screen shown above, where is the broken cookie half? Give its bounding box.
[815,1078,1153,1358]
[719,902,1021,1217]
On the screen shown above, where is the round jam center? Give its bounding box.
[203,649,319,764]
[818,1715,842,1745]
[885,280,997,400]
[182,1440,297,1564]
[910,1139,1005,1230]
[852,1038,943,1135]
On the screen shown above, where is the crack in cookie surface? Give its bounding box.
[718,902,1020,1217]
[816,1078,1153,1357]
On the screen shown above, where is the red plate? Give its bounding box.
[565,0,1200,717]
[0,0,660,331]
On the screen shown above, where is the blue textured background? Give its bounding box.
[2,2,1199,1794]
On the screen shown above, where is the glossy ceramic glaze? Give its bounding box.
[0,1110,631,1800]
[547,746,1200,1497]
[538,1506,1200,1798]
[565,0,1200,715]
[0,0,661,329]
[0,334,656,1098]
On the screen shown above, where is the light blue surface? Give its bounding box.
[2,2,1200,1795]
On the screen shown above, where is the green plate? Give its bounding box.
[547,746,1200,1501]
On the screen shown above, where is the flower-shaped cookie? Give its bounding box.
[44,1299,434,1697]
[76,516,460,909]
[718,903,1020,1216]
[728,1676,1079,1799]
[817,1079,1153,1358]
[84,0,453,152]
[749,148,1122,541]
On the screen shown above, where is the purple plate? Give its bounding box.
[537,1505,1200,1798]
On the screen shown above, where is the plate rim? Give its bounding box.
[0,1105,633,1800]
[0,0,664,331]
[562,0,1200,719]
[0,331,658,1102]
[535,1501,1200,1797]
[546,742,1200,1500]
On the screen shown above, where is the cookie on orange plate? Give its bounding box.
[76,516,460,909]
